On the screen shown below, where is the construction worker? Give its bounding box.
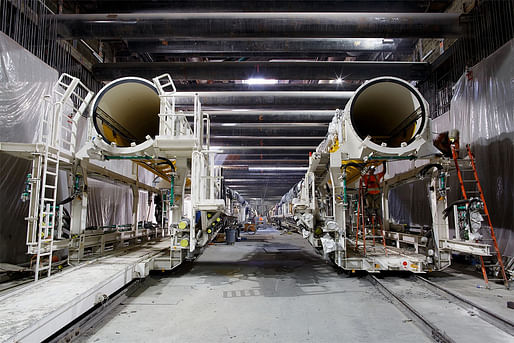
[362,162,386,217]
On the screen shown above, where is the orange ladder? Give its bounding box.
[450,143,509,289]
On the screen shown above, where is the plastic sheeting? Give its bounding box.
[0,32,58,263]
[86,179,133,227]
[0,31,158,263]
[388,39,514,256]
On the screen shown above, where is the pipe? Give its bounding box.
[92,61,430,82]
[53,12,463,40]
[90,77,160,147]
[345,77,428,149]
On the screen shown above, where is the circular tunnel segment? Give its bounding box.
[349,78,427,149]
[91,77,160,148]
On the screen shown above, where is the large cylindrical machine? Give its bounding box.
[90,77,160,152]
[336,76,431,159]
[347,77,427,148]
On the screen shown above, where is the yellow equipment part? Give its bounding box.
[341,159,383,185]
[102,123,129,147]
[329,138,340,153]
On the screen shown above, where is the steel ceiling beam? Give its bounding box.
[175,84,360,92]
[127,38,402,56]
[219,155,309,161]
[207,110,334,116]
[211,136,323,140]
[173,91,352,109]
[237,186,294,189]
[210,123,327,128]
[217,152,309,157]
[212,141,322,148]
[221,168,307,172]
[225,179,302,183]
[210,128,327,138]
[54,12,463,40]
[216,149,311,155]
[75,1,453,13]
[92,61,430,81]
[213,146,315,151]
[209,112,334,123]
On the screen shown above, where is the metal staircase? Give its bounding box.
[450,143,509,288]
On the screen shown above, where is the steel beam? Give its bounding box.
[228,185,296,189]
[210,123,327,128]
[225,179,302,183]
[76,1,453,13]
[208,111,334,123]
[127,38,403,56]
[92,61,430,81]
[213,145,315,150]
[175,83,360,92]
[173,91,352,109]
[217,153,309,157]
[54,12,463,40]
[216,149,311,155]
[210,129,327,138]
[211,136,323,140]
[223,172,305,178]
[212,140,321,148]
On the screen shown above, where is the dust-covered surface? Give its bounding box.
[0,240,169,342]
[78,228,429,343]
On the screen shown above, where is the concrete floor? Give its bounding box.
[425,266,513,321]
[78,228,431,343]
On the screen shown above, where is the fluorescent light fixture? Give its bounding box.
[231,109,250,112]
[335,77,343,84]
[248,167,308,171]
[221,123,237,126]
[243,78,279,85]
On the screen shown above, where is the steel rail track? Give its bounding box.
[367,274,514,343]
[367,274,455,343]
[414,275,514,335]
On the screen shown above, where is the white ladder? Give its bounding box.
[26,74,93,280]
[35,146,60,280]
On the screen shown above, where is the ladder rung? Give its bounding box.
[40,239,53,243]
[42,197,56,202]
[45,171,57,176]
[38,266,50,271]
[45,185,56,189]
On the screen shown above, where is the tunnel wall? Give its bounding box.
[388,39,514,256]
[0,32,157,264]
[0,32,58,264]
